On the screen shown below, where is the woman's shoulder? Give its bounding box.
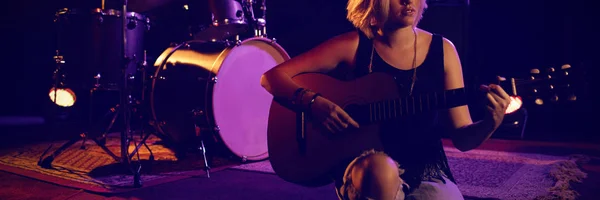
[331,30,361,44]
[417,28,456,48]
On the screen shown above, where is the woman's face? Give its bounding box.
[386,0,424,28]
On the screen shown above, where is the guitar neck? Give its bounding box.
[354,87,471,123]
[357,76,535,123]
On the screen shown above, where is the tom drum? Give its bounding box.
[55,8,150,90]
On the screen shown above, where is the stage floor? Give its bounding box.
[0,123,599,200]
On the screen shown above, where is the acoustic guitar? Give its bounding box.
[266,65,577,187]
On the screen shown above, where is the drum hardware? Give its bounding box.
[40,54,155,187]
[242,0,268,37]
[40,50,121,168]
[194,0,268,41]
[38,102,135,168]
[40,2,155,188]
[192,110,211,178]
[200,0,248,41]
[116,0,145,187]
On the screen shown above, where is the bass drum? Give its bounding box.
[151,37,289,161]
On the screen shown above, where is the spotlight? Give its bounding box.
[49,87,76,107]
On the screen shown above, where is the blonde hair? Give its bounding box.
[346,0,428,38]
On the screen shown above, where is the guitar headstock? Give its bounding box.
[501,64,579,106]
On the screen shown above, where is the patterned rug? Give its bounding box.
[0,133,239,193]
[232,147,589,200]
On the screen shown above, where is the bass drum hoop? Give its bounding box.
[150,37,290,161]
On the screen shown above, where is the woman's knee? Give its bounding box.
[347,152,404,199]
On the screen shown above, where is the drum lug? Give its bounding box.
[241,156,248,163]
[171,42,191,49]
[149,75,165,80]
[96,15,104,24]
[169,42,189,48]
[191,109,204,116]
[270,38,277,44]
[146,18,151,31]
[126,16,138,30]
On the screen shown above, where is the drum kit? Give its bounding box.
[40,0,289,186]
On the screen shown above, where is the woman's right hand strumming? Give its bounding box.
[260,32,361,133]
[310,95,360,133]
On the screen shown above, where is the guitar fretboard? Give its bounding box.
[367,88,468,122]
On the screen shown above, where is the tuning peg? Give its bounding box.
[550,95,559,102]
[561,64,572,76]
[530,69,540,74]
[530,69,540,80]
[535,98,544,105]
[546,68,554,79]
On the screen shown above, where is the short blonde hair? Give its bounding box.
[346,0,428,38]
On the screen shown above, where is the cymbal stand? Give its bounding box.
[256,0,267,37]
[242,0,267,37]
[241,0,256,35]
[119,0,145,187]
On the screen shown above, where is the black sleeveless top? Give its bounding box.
[334,30,456,191]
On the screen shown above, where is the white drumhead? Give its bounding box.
[212,38,289,161]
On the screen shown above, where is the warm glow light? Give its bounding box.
[48,87,76,107]
[505,96,523,114]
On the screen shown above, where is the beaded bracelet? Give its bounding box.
[296,89,311,106]
[307,93,322,113]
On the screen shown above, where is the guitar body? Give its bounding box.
[267,72,400,187]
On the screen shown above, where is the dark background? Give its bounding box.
[2,0,598,143]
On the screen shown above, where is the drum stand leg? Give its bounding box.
[38,93,155,188]
[194,124,211,178]
[199,139,210,178]
[38,103,123,169]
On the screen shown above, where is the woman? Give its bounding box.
[260,0,511,199]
